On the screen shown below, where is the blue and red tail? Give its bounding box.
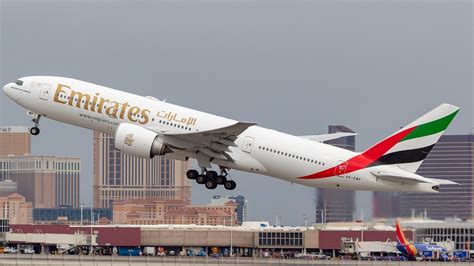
[396,220,417,258]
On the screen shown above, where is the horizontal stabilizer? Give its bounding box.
[371,168,436,184]
[428,178,459,185]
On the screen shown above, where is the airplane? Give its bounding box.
[395,220,448,260]
[3,76,460,192]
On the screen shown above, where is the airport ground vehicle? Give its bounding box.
[453,250,469,261]
[143,247,155,256]
[118,247,141,256]
[5,247,17,254]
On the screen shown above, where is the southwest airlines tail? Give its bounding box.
[395,220,417,258]
[363,103,460,173]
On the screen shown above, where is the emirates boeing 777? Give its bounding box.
[3,76,459,192]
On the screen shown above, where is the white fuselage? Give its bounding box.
[3,76,437,192]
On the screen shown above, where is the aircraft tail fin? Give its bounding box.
[362,103,459,173]
[395,220,410,245]
[396,220,418,257]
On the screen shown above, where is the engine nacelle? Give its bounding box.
[114,123,170,158]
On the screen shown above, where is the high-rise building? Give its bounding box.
[0,155,80,208]
[0,180,17,197]
[112,198,238,226]
[397,134,474,220]
[315,125,356,223]
[93,131,192,208]
[0,193,33,224]
[372,191,401,218]
[0,126,31,156]
[209,195,248,224]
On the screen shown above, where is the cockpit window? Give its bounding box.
[15,80,23,86]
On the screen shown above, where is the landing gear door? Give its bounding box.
[334,160,348,176]
[242,136,255,153]
[39,84,52,101]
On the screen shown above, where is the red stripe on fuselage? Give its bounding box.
[299,126,416,179]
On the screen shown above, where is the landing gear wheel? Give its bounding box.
[30,127,40,136]
[186,170,199,180]
[196,175,207,184]
[216,175,227,185]
[224,180,236,190]
[206,171,218,179]
[205,179,218,190]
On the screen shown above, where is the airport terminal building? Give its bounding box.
[1,219,473,258]
[2,222,407,257]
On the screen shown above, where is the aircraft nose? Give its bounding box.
[3,83,18,101]
[3,83,11,95]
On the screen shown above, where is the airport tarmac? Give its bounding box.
[0,254,472,266]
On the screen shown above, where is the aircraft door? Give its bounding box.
[39,84,52,101]
[242,136,255,153]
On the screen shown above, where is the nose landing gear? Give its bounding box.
[29,113,41,136]
[186,167,236,190]
[30,127,40,136]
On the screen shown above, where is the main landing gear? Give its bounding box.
[29,114,41,136]
[186,167,236,190]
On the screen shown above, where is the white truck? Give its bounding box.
[143,247,156,256]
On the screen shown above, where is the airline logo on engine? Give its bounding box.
[124,133,135,146]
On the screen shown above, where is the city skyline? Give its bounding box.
[1,0,471,225]
[93,131,191,208]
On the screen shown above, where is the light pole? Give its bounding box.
[230,214,233,257]
[90,205,93,256]
[80,203,84,226]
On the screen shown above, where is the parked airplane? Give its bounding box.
[3,76,460,191]
[395,220,448,260]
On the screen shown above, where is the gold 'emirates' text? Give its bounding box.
[53,84,150,124]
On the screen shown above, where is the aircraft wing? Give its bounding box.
[300,132,357,143]
[157,121,257,163]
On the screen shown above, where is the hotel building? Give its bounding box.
[0,126,31,156]
[112,198,238,226]
[0,193,33,224]
[93,131,191,208]
[0,155,80,208]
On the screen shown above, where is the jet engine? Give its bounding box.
[114,123,170,158]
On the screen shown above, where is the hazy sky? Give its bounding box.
[0,0,472,225]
